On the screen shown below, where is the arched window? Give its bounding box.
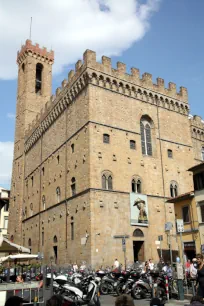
[131,177,142,193]
[53,235,58,244]
[35,63,43,94]
[140,116,153,156]
[133,229,144,237]
[108,176,113,190]
[101,172,113,190]
[56,187,61,203]
[102,175,106,189]
[42,195,46,210]
[170,181,178,197]
[28,238,31,247]
[71,178,76,196]
[201,147,204,161]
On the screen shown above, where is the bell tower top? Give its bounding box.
[17,39,54,65]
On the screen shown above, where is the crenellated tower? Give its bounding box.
[8,40,54,244]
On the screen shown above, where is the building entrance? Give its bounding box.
[133,241,144,262]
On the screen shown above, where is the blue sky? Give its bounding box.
[0,0,204,188]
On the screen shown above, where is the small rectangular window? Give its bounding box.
[31,176,34,187]
[182,206,190,223]
[42,167,45,176]
[130,140,136,150]
[200,203,204,223]
[71,222,74,240]
[103,134,110,144]
[42,232,44,246]
[168,149,173,158]
[71,144,75,153]
[57,155,60,164]
[4,202,9,212]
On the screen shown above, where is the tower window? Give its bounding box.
[130,140,136,150]
[71,144,75,153]
[71,177,76,196]
[103,134,110,144]
[71,222,74,240]
[35,63,43,94]
[42,232,44,246]
[22,63,25,72]
[168,149,173,158]
[57,155,60,164]
[42,167,45,176]
[42,195,46,210]
[56,187,61,203]
[31,176,34,187]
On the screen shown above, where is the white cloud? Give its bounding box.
[0,142,14,188]
[0,0,160,80]
[7,113,15,119]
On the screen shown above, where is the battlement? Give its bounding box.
[17,39,54,64]
[81,50,188,103]
[25,49,190,151]
[191,115,204,130]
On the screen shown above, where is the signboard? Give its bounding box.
[130,194,148,226]
[122,238,126,251]
[165,222,173,231]
[155,241,160,245]
[176,219,184,233]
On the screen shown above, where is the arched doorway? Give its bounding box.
[133,229,144,262]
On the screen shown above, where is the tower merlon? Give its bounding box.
[17,39,54,65]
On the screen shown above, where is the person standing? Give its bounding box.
[196,254,204,297]
[113,258,120,270]
[190,258,197,279]
[148,259,154,271]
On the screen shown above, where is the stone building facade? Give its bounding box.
[8,39,204,266]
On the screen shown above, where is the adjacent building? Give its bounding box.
[8,39,204,266]
[166,192,200,260]
[0,187,10,238]
[189,162,204,249]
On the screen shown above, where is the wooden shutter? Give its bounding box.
[140,122,146,154]
[145,124,152,156]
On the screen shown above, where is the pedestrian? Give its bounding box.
[190,258,198,279]
[162,262,172,277]
[72,262,78,272]
[5,296,24,306]
[196,254,204,298]
[115,294,134,306]
[186,259,191,277]
[46,295,63,306]
[144,261,149,273]
[148,259,154,271]
[114,258,120,270]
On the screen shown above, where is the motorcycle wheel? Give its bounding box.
[116,283,124,296]
[132,286,145,300]
[100,282,111,295]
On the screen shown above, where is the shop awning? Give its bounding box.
[0,236,30,254]
[0,254,38,263]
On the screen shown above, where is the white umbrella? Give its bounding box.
[0,254,38,263]
[0,237,30,254]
